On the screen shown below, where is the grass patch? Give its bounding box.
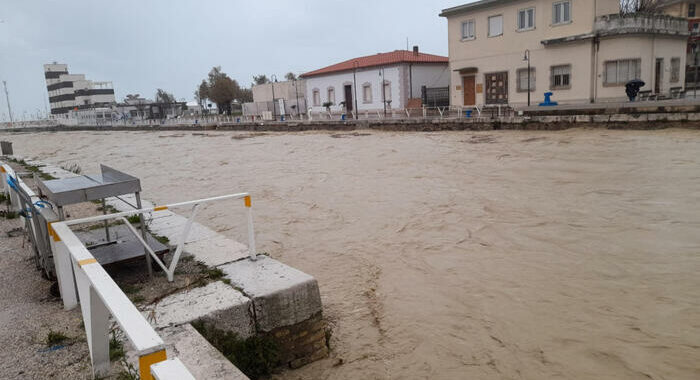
[129,294,145,303]
[2,211,17,219]
[191,320,279,379]
[127,214,141,224]
[109,334,125,361]
[153,234,170,245]
[121,283,142,295]
[46,330,69,346]
[96,204,118,214]
[206,267,225,281]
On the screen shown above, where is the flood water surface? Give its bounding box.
[5,129,700,379]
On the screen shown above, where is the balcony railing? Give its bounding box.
[595,14,690,37]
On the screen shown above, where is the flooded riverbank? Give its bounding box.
[4,129,700,379]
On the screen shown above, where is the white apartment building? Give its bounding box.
[44,63,116,114]
[300,47,450,114]
[440,0,689,106]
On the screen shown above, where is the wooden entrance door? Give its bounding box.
[344,85,353,111]
[655,58,663,94]
[463,76,476,106]
[485,71,508,104]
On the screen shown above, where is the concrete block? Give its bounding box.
[220,256,322,332]
[130,324,250,380]
[592,114,611,123]
[186,235,249,267]
[145,281,255,338]
[575,115,592,123]
[687,112,700,121]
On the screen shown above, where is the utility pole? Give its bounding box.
[270,74,277,120]
[2,81,13,124]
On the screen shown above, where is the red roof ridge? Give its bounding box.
[300,50,448,78]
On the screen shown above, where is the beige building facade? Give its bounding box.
[440,0,689,107]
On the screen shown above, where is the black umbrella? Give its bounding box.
[625,79,646,102]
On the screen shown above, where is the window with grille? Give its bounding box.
[553,1,571,25]
[604,59,641,85]
[551,65,571,89]
[462,20,475,39]
[517,68,536,92]
[518,8,535,30]
[488,15,503,37]
[312,90,320,106]
[383,82,392,103]
[690,4,696,17]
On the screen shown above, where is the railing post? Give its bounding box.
[74,262,110,377]
[49,228,78,310]
[245,195,257,260]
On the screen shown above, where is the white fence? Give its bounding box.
[1,161,195,379]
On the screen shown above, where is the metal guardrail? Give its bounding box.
[2,161,203,379]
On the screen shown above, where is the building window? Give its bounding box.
[362,83,372,103]
[488,15,503,37]
[553,1,571,25]
[671,57,681,83]
[312,89,320,106]
[517,67,536,92]
[690,4,696,17]
[518,8,535,31]
[327,87,335,104]
[693,23,699,33]
[550,65,571,89]
[382,81,392,106]
[604,59,641,85]
[462,19,476,40]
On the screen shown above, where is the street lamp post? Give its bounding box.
[353,60,359,119]
[293,78,300,119]
[380,67,387,118]
[270,74,277,120]
[523,49,531,107]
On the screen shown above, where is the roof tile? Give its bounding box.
[300,50,448,78]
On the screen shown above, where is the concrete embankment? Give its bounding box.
[4,112,700,134]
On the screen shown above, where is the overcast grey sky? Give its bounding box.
[0,0,469,120]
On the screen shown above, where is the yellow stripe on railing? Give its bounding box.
[78,258,98,267]
[139,349,167,380]
[153,206,168,211]
[244,195,251,208]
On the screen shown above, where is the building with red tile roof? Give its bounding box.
[301,47,450,115]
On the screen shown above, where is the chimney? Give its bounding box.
[413,45,419,55]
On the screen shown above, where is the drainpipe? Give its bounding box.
[591,36,600,103]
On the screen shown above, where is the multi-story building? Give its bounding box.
[440,0,689,106]
[44,63,116,114]
[300,47,450,114]
[655,1,700,85]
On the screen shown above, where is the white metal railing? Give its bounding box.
[59,192,257,282]
[2,161,261,379]
[48,193,256,378]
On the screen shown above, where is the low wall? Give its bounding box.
[2,112,700,133]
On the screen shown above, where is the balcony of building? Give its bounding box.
[594,14,689,38]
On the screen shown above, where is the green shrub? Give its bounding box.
[191,320,278,379]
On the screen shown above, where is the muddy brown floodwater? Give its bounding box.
[4,129,700,379]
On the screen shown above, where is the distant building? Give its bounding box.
[440,0,689,106]
[247,80,307,117]
[299,47,450,113]
[44,63,116,115]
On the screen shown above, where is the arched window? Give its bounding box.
[362,83,372,103]
[383,81,392,103]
